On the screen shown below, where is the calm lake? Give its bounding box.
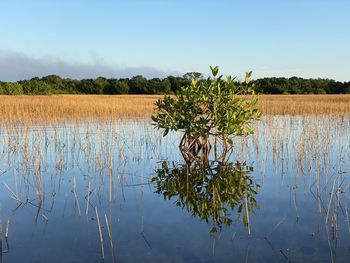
[0,116,349,262]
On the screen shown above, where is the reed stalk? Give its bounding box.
[95,206,105,260]
[105,214,116,261]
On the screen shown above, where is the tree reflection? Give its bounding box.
[152,159,260,235]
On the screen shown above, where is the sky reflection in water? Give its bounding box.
[0,116,349,262]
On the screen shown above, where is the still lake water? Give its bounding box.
[0,116,349,262]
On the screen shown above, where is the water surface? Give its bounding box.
[0,116,349,262]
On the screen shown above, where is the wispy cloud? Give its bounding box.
[0,49,180,81]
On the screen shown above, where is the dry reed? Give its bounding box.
[105,214,116,261]
[95,206,105,260]
[0,95,349,125]
[257,94,350,115]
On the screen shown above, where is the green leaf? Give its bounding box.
[210,66,219,77]
[210,226,218,236]
[163,127,169,137]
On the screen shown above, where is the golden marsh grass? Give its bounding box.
[0,94,349,124]
[258,94,350,115]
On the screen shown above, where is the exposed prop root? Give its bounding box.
[179,133,223,164]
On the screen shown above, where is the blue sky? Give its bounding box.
[0,0,349,81]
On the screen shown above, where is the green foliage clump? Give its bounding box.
[152,66,262,149]
[21,79,52,95]
[0,82,23,95]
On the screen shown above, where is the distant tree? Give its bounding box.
[145,78,172,94]
[41,75,62,86]
[1,82,24,95]
[146,78,161,94]
[105,79,129,94]
[159,79,172,94]
[20,79,51,95]
[345,82,350,94]
[165,76,190,93]
[95,77,109,94]
[77,79,98,94]
[183,72,203,80]
[128,75,148,94]
[1,73,349,95]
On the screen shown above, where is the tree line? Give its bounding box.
[0,73,349,95]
